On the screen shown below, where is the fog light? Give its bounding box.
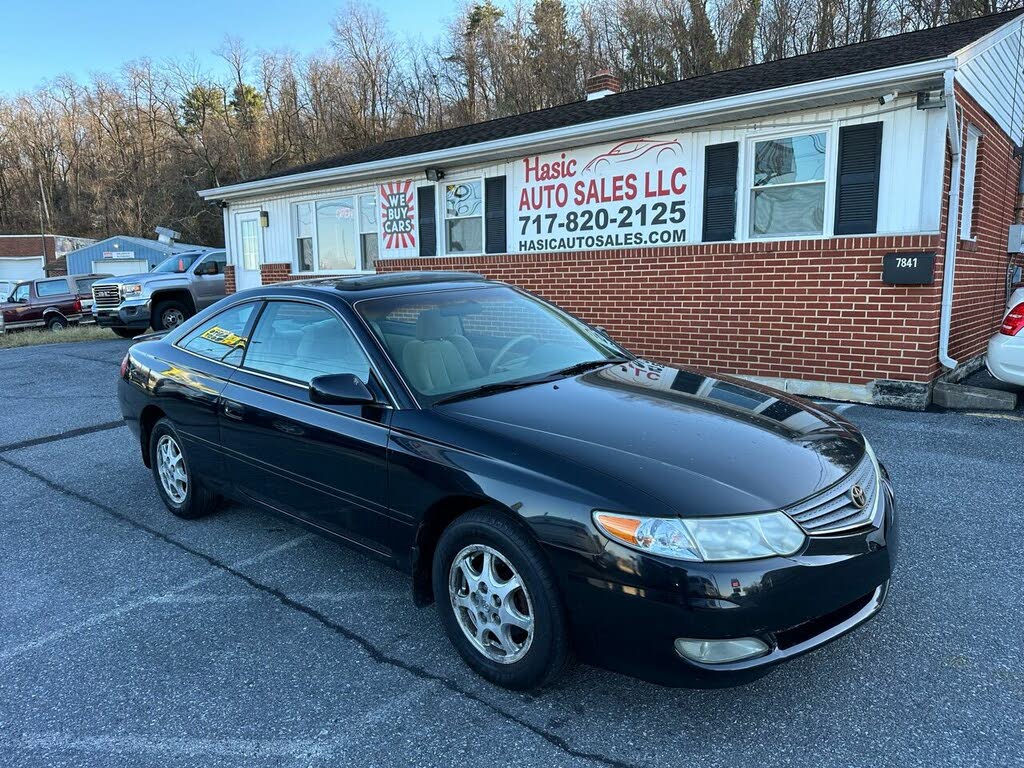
[674,637,769,664]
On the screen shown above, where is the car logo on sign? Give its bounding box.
[850,484,867,509]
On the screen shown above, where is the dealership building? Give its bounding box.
[198,10,1024,408]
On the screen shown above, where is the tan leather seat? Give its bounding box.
[402,310,484,392]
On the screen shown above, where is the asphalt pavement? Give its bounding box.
[1,339,1021,768]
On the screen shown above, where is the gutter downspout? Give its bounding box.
[939,68,962,370]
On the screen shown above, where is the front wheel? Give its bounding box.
[149,418,219,519]
[152,300,190,331]
[432,510,571,689]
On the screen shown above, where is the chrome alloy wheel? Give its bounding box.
[161,307,186,328]
[448,544,534,664]
[156,434,188,504]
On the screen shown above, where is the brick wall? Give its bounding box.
[260,262,293,285]
[947,85,1023,363]
[224,264,236,294]
[379,236,945,386]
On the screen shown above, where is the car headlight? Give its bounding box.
[593,510,806,562]
[121,283,143,298]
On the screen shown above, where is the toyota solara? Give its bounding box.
[118,271,896,689]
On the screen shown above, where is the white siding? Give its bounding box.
[222,95,945,270]
[957,18,1024,144]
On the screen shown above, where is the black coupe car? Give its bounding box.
[118,271,896,689]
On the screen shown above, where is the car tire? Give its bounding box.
[112,327,146,339]
[46,315,68,331]
[152,300,191,332]
[149,418,218,519]
[432,509,572,690]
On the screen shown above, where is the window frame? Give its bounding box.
[441,176,486,256]
[291,190,380,275]
[960,124,981,241]
[740,125,836,241]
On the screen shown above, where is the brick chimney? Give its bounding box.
[586,68,622,101]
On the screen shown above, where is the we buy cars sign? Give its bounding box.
[512,137,689,253]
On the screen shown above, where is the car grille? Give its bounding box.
[92,285,121,309]
[784,453,879,535]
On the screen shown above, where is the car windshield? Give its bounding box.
[152,253,202,273]
[357,285,629,404]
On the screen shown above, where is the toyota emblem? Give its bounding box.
[850,484,867,509]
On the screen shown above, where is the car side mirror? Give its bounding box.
[309,373,376,405]
[196,262,218,276]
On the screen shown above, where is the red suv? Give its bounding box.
[0,274,111,332]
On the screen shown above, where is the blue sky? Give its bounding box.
[0,0,461,95]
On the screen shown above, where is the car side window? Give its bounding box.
[208,252,226,273]
[11,284,30,303]
[243,301,372,385]
[36,279,70,298]
[179,303,257,364]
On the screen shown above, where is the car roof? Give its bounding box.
[264,271,497,302]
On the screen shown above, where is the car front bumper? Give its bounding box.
[552,480,897,687]
[93,300,151,329]
[986,333,1024,386]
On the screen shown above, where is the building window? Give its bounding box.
[961,126,981,240]
[358,193,379,270]
[293,194,379,273]
[444,180,483,254]
[316,198,358,270]
[295,202,315,271]
[750,132,827,237]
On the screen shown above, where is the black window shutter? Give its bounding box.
[484,176,507,254]
[834,122,883,235]
[417,186,436,257]
[702,142,738,242]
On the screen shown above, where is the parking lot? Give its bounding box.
[1,338,1021,768]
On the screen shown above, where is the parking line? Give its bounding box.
[0,533,315,664]
[0,453,635,768]
[0,420,125,454]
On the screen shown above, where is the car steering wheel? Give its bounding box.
[489,335,539,374]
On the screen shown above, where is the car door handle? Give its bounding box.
[222,401,245,420]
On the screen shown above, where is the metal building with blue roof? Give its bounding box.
[66,235,210,277]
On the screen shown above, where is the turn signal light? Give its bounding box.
[1001,303,1024,336]
[120,353,130,378]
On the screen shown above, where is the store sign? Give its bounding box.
[102,250,135,259]
[379,180,416,250]
[512,137,689,253]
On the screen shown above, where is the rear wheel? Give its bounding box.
[112,327,146,339]
[149,418,218,519]
[46,315,68,331]
[432,510,571,689]
[152,300,190,331]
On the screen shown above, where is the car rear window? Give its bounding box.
[179,302,257,364]
[36,279,70,298]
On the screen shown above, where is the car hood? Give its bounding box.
[439,360,865,518]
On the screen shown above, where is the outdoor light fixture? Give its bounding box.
[260,210,269,228]
[916,89,945,109]
[425,167,446,182]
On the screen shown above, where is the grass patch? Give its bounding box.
[0,324,122,350]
